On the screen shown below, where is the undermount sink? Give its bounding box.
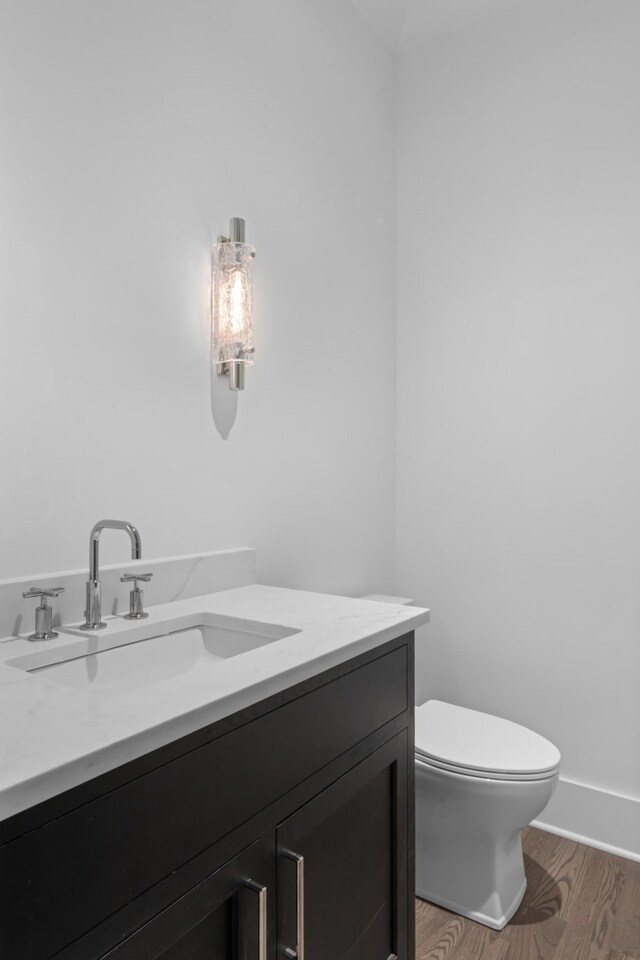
[12,616,300,695]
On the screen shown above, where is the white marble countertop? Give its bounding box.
[0,584,428,821]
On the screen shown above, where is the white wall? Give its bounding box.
[0,0,397,596]
[397,0,640,855]
[4,0,637,856]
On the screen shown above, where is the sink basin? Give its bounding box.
[13,616,299,695]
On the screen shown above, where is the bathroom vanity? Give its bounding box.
[0,565,428,960]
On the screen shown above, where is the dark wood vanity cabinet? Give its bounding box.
[0,633,414,960]
[103,840,273,960]
[277,734,408,960]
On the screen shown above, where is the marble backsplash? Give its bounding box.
[0,548,256,641]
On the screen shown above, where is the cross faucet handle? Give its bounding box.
[120,573,153,584]
[22,587,64,640]
[23,586,65,600]
[120,573,153,620]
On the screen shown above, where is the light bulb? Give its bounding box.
[229,269,245,336]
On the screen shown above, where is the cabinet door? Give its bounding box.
[101,839,272,960]
[277,733,410,960]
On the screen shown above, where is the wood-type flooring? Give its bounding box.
[416,827,640,960]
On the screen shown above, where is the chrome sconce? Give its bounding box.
[213,217,255,391]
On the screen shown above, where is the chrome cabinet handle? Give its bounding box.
[283,851,304,960]
[244,880,267,960]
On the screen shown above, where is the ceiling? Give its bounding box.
[349,0,532,50]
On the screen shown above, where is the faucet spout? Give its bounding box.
[89,520,142,581]
[81,519,143,630]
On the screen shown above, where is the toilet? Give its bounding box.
[358,596,560,929]
[415,700,560,930]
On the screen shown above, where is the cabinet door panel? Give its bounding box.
[277,734,409,960]
[102,839,272,960]
[156,902,232,959]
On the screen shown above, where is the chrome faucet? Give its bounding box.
[80,520,142,630]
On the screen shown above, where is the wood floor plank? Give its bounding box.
[449,922,511,960]
[415,827,638,960]
[417,914,468,960]
[609,856,640,955]
[527,830,595,921]
[522,825,544,857]
[518,849,564,923]
[416,901,455,950]
[555,847,627,960]
[415,897,498,959]
[504,912,567,959]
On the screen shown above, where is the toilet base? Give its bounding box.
[415,758,558,931]
[417,876,527,931]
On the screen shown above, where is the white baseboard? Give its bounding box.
[531,776,640,863]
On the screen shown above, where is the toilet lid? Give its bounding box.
[415,700,560,780]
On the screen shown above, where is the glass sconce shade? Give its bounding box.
[213,239,255,367]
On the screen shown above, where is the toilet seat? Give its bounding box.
[415,700,560,782]
[415,753,557,781]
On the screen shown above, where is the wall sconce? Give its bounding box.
[212,217,255,391]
